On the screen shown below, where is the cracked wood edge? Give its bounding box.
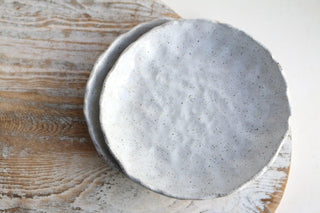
[0,0,290,212]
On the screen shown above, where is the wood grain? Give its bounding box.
[0,0,290,212]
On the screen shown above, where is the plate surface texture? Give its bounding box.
[100,19,290,199]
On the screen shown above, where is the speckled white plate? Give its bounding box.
[100,19,290,200]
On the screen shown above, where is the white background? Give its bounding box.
[161,0,320,212]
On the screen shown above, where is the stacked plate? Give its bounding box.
[84,19,290,200]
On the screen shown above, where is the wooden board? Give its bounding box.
[0,0,290,212]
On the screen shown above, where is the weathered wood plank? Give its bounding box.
[0,0,289,212]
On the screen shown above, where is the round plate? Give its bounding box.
[100,19,290,199]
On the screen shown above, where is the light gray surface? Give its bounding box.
[100,19,290,199]
[162,1,320,211]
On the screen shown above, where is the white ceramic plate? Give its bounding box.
[100,19,290,199]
